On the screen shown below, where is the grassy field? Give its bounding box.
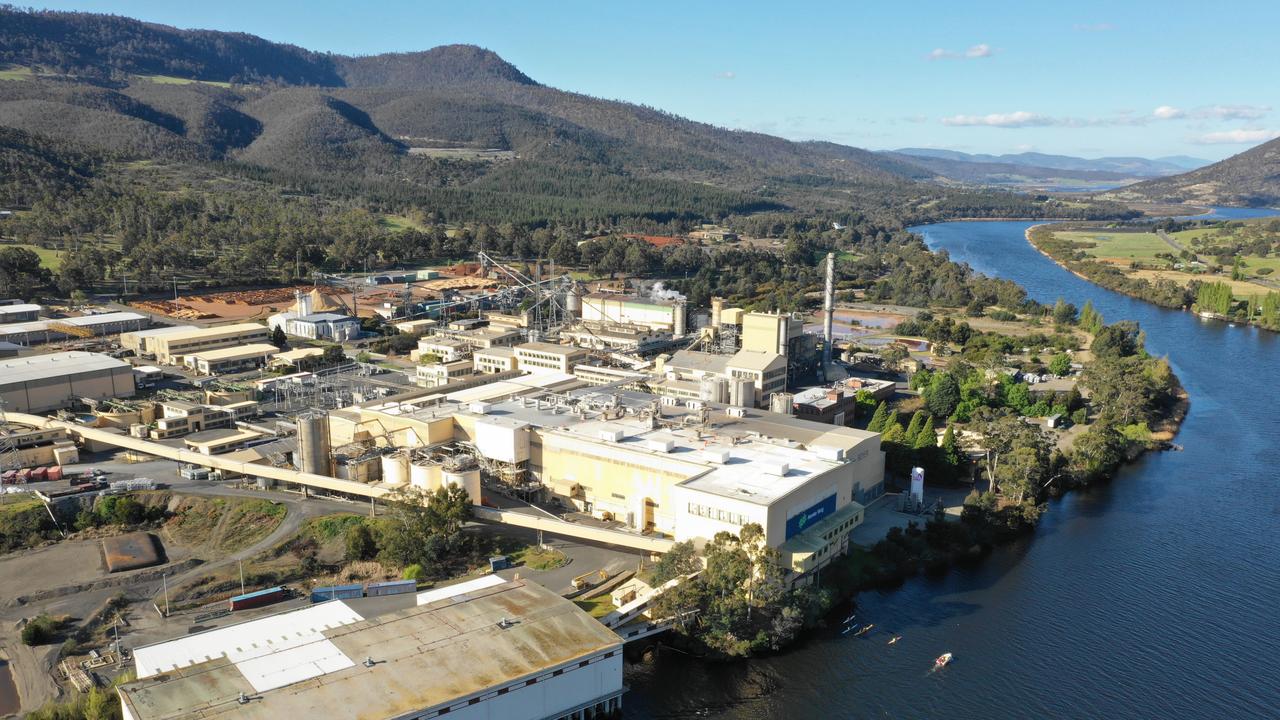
[379,214,427,232]
[133,74,233,88]
[0,64,34,81]
[6,243,64,271]
[1060,230,1171,263]
[512,545,567,571]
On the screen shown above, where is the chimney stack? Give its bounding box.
[822,252,835,368]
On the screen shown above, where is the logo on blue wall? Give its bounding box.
[786,494,836,539]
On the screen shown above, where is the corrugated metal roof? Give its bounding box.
[0,351,130,384]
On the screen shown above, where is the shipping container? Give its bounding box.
[16,469,31,483]
[228,586,287,611]
[30,467,48,482]
[310,584,363,603]
[365,580,417,597]
[1,470,16,484]
[47,466,63,481]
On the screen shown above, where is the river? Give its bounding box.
[623,210,1280,719]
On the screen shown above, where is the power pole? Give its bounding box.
[239,560,246,596]
[173,276,179,301]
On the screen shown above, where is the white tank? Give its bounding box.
[565,286,581,316]
[410,459,440,490]
[673,301,688,336]
[442,468,482,505]
[381,451,409,487]
[729,378,755,408]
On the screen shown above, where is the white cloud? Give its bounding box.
[1197,104,1270,120]
[1013,143,1037,152]
[1191,128,1280,145]
[1073,22,1115,32]
[941,111,1053,128]
[1151,104,1270,122]
[714,71,735,80]
[927,44,994,61]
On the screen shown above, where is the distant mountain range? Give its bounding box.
[892,148,1210,178]
[1106,138,1280,207]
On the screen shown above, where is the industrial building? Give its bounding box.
[416,359,476,388]
[473,346,518,374]
[118,577,624,720]
[0,311,149,345]
[184,343,279,375]
[280,313,361,342]
[513,342,589,374]
[652,349,786,408]
[0,351,136,413]
[579,292,687,335]
[560,321,667,352]
[119,325,199,356]
[352,387,884,584]
[0,303,40,324]
[150,323,271,365]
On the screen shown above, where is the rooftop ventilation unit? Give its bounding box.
[758,460,790,476]
[685,400,704,411]
[660,396,679,406]
[598,429,626,442]
[469,401,493,415]
[644,437,675,453]
[726,406,748,418]
[702,448,732,464]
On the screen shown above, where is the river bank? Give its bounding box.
[1023,214,1280,332]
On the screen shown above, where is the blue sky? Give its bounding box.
[32,1,1280,160]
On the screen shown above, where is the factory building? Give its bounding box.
[560,321,667,352]
[0,351,136,413]
[473,346,518,374]
[415,337,469,363]
[119,325,198,356]
[184,343,279,376]
[513,342,589,374]
[654,349,786,408]
[355,389,883,584]
[281,313,361,342]
[580,292,687,335]
[118,576,624,720]
[416,359,476,388]
[0,311,149,345]
[150,323,271,365]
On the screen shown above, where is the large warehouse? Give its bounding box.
[0,351,136,412]
[579,292,687,335]
[149,323,271,365]
[0,311,149,345]
[118,576,625,720]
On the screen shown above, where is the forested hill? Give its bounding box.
[0,5,1139,227]
[1108,138,1280,207]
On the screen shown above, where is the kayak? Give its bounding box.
[934,652,952,668]
[888,636,901,645]
[854,623,875,636]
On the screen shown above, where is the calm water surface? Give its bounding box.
[624,210,1280,719]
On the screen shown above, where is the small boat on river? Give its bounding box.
[934,652,953,668]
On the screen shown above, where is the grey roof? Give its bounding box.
[667,349,730,375]
[0,351,130,384]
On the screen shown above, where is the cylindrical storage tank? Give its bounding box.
[410,459,440,490]
[711,297,724,328]
[729,378,755,408]
[297,412,331,476]
[381,451,409,487]
[442,468,482,505]
[699,376,729,404]
[769,392,794,416]
[565,286,581,317]
[673,301,688,336]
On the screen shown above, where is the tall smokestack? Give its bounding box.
[822,252,835,368]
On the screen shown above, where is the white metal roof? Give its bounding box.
[414,574,507,606]
[133,600,363,693]
[63,311,147,326]
[0,351,130,384]
[0,303,40,314]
